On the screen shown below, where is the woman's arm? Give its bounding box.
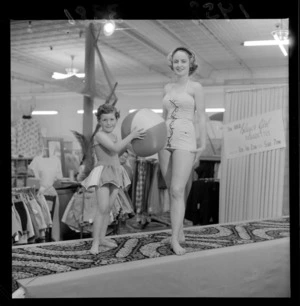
[191,82,206,165]
[194,82,206,151]
[161,84,168,120]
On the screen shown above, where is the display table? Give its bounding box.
[53,181,79,241]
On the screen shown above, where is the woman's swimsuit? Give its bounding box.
[162,80,196,151]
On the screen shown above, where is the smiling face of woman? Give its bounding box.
[172,50,190,77]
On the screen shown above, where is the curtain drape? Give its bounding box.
[219,85,289,223]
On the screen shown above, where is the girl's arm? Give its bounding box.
[95,129,145,154]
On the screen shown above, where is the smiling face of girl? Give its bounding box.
[172,50,190,77]
[99,112,117,133]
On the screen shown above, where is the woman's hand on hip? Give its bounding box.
[191,146,205,166]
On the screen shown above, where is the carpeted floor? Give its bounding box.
[12,216,289,293]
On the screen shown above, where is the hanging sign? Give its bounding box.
[223,109,286,159]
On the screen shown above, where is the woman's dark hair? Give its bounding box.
[167,47,198,75]
[95,103,120,121]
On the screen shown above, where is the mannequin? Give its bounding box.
[28,146,63,241]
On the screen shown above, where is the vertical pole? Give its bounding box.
[82,22,95,138]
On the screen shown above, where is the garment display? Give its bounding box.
[15,116,43,158]
[12,187,54,245]
[131,158,170,225]
[11,126,17,157]
[162,80,196,151]
[28,155,63,190]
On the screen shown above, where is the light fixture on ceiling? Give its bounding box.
[129,109,163,114]
[27,21,33,33]
[271,25,288,56]
[243,20,289,56]
[32,110,58,115]
[205,108,225,113]
[77,109,97,114]
[103,20,116,36]
[51,55,85,80]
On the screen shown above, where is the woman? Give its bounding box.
[159,47,206,255]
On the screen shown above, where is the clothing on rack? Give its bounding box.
[11,126,17,157]
[12,187,54,244]
[131,158,169,225]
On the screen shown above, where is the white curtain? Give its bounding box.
[219,85,289,223]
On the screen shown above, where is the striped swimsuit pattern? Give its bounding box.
[166,99,179,148]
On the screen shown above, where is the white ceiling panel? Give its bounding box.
[11,19,289,94]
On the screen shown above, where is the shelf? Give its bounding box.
[11,158,33,187]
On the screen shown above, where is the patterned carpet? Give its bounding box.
[12,216,289,293]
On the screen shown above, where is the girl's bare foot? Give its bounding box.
[171,240,186,255]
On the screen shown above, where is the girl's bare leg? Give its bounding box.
[99,185,119,248]
[90,186,110,254]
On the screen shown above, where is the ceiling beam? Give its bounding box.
[194,20,253,78]
[121,20,213,79]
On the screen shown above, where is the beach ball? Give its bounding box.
[121,108,167,157]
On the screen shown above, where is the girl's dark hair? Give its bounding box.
[95,103,120,121]
[167,47,198,75]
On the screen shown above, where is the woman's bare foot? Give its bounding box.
[89,243,99,255]
[171,240,186,255]
[100,238,117,248]
[164,231,185,244]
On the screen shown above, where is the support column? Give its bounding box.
[82,22,96,138]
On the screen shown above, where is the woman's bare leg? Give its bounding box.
[158,149,186,244]
[169,149,195,255]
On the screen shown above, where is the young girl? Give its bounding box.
[80,104,145,254]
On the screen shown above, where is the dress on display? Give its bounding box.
[15,116,43,157]
[162,80,197,152]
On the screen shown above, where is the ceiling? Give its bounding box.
[11,19,289,95]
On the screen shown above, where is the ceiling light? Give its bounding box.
[103,20,116,36]
[205,108,225,113]
[32,110,58,115]
[129,109,163,114]
[77,110,97,114]
[272,30,288,56]
[243,20,289,56]
[27,21,33,33]
[243,40,289,46]
[52,55,85,79]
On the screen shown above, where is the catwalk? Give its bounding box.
[12,216,290,297]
